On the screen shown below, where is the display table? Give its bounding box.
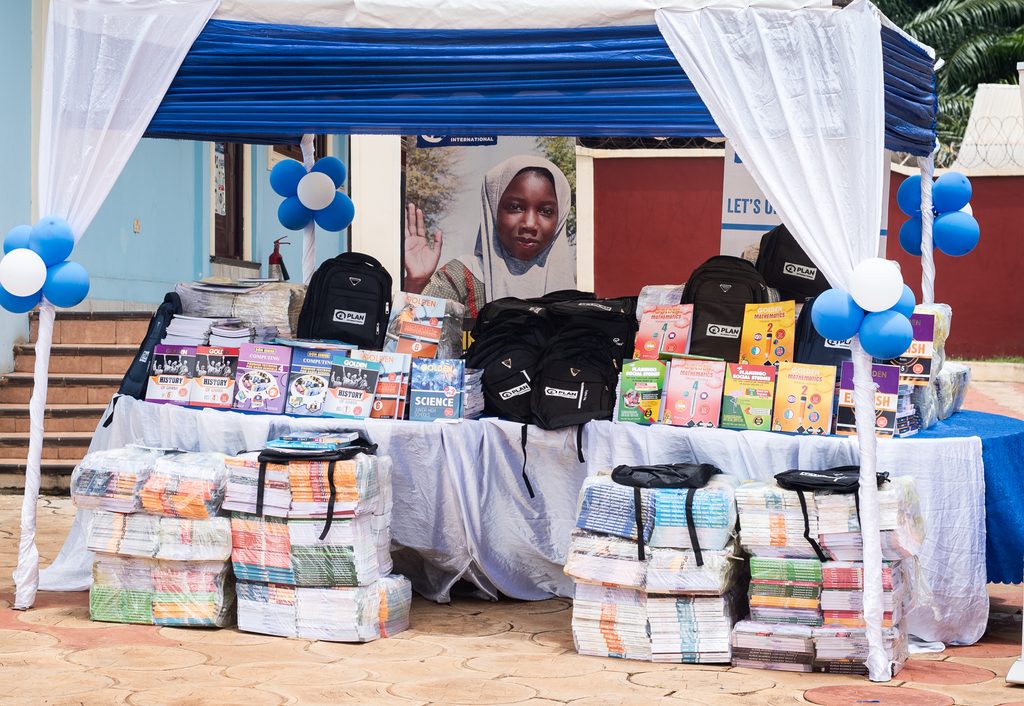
[39,395,1015,647]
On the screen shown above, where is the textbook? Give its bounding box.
[879,312,935,386]
[616,359,667,424]
[191,346,239,409]
[409,358,465,421]
[285,349,334,416]
[661,358,726,428]
[385,292,462,359]
[633,305,693,360]
[352,350,412,420]
[324,356,381,419]
[836,362,900,437]
[772,362,836,435]
[234,343,292,414]
[721,363,776,431]
[146,345,197,406]
[740,301,796,366]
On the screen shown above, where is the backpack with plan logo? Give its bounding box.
[756,224,831,300]
[546,297,639,366]
[466,317,551,423]
[531,327,619,430]
[681,255,774,361]
[297,252,393,349]
[794,294,852,371]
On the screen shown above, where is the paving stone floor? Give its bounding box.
[0,495,1022,705]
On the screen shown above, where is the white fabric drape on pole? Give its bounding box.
[17,0,220,609]
[300,134,317,285]
[656,0,891,680]
[918,153,936,304]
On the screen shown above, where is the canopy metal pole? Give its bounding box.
[300,134,317,285]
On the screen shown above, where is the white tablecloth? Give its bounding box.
[40,396,987,645]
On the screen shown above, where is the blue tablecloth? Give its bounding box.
[917,410,1024,584]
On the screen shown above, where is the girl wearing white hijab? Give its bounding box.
[405,154,575,318]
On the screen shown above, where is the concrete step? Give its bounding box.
[0,431,93,460]
[14,344,137,375]
[0,404,108,433]
[0,373,120,405]
[29,310,153,346]
[0,458,76,494]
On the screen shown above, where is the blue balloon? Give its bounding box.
[278,196,313,230]
[933,211,980,257]
[891,284,916,319]
[269,160,307,198]
[311,156,347,189]
[811,288,865,342]
[896,174,922,216]
[28,216,74,266]
[933,172,972,214]
[0,284,41,313]
[3,224,31,254]
[898,217,922,256]
[42,261,89,308]
[859,310,913,360]
[313,193,355,232]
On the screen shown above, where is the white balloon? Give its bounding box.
[296,172,337,211]
[849,258,904,313]
[0,248,47,297]
[960,202,973,216]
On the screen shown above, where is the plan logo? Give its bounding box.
[499,383,531,400]
[706,323,741,338]
[332,309,366,325]
[544,387,579,400]
[825,338,852,350]
[784,262,818,281]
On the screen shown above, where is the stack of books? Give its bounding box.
[731,621,816,673]
[208,322,255,347]
[71,447,166,513]
[138,453,230,520]
[816,477,925,561]
[571,583,651,661]
[163,315,241,346]
[463,368,485,420]
[747,557,823,626]
[735,482,822,559]
[87,511,232,562]
[896,384,922,437]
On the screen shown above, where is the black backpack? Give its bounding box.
[297,252,393,349]
[682,256,774,361]
[794,295,852,372]
[546,297,639,366]
[466,317,551,423]
[118,291,182,400]
[755,224,831,300]
[531,327,619,430]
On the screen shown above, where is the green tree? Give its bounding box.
[403,136,461,234]
[534,137,577,246]
[876,0,1024,164]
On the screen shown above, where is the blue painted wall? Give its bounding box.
[0,1,33,372]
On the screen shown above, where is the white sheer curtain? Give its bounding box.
[15,0,219,610]
[657,0,892,681]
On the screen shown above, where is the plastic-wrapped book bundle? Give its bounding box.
[226,442,411,641]
[71,447,166,513]
[934,361,971,421]
[82,450,236,627]
[731,476,924,676]
[565,473,743,663]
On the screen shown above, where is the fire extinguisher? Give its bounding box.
[269,237,290,281]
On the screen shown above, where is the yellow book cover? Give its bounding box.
[739,301,796,366]
[772,362,836,435]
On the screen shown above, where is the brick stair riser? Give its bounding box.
[30,318,150,346]
[0,439,90,460]
[14,353,134,375]
[0,384,119,405]
[0,414,103,434]
[0,471,71,493]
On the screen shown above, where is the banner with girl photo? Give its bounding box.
[402,136,577,325]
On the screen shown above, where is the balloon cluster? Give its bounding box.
[811,258,915,360]
[271,156,354,232]
[0,217,89,314]
[897,172,979,257]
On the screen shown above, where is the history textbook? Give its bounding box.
[325,356,381,420]
[191,346,239,409]
[146,345,197,406]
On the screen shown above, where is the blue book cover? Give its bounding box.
[409,359,465,421]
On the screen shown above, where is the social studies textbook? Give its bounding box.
[285,349,333,416]
[146,345,197,405]
[325,356,381,419]
[721,363,776,431]
[409,359,465,421]
[234,344,292,414]
[662,358,726,428]
[740,301,796,366]
[836,361,900,437]
[191,346,239,409]
[772,362,836,435]
[616,359,667,424]
[633,305,693,360]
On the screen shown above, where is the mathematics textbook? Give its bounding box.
[739,301,796,366]
[409,358,465,421]
[325,356,381,420]
[146,345,197,406]
[191,346,239,409]
[616,359,667,424]
[721,363,776,431]
[836,361,900,437]
[772,361,836,435]
[234,343,292,414]
[633,305,693,360]
[285,349,333,416]
[662,358,726,428]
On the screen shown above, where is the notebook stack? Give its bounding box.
[565,474,743,664]
[817,477,925,561]
[747,557,823,626]
[71,447,166,513]
[164,315,242,346]
[85,450,235,627]
[735,482,822,559]
[463,368,485,420]
[209,322,256,347]
[731,621,816,673]
[226,440,412,642]
[895,385,922,437]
